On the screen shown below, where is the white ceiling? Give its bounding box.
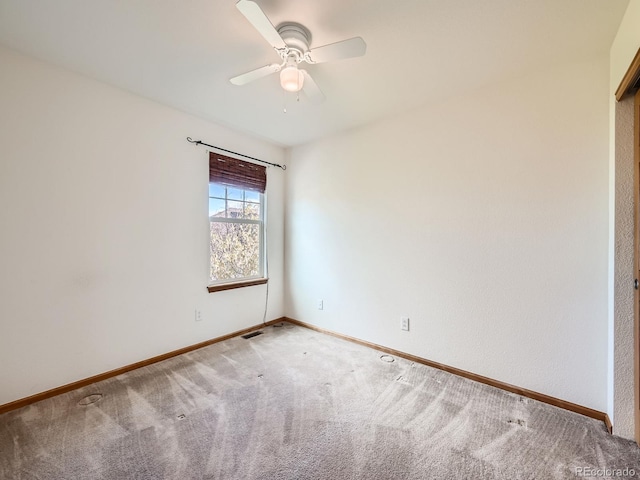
[0,0,630,146]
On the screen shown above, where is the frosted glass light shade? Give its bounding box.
[280,66,304,92]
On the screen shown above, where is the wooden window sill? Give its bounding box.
[207,278,268,293]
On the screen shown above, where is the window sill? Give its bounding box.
[207,278,268,293]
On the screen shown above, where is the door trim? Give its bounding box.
[615,48,640,101]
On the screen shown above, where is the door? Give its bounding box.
[635,87,640,444]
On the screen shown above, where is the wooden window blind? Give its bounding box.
[209,152,267,193]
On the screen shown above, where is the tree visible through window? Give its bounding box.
[208,152,266,285]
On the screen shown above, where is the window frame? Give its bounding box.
[207,182,267,292]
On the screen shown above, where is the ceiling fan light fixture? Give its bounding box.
[280,66,304,92]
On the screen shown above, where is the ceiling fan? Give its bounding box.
[230,0,367,104]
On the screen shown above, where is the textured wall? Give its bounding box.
[285,57,610,411]
[613,96,635,440]
[0,46,285,406]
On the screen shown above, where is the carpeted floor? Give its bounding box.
[1,322,639,479]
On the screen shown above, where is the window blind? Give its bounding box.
[209,152,267,193]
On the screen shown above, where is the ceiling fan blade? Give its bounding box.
[236,0,286,50]
[307,37,366,64]
[230,63,281,86]
[300,70,325,104]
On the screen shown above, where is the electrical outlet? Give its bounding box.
[317,300,324,310]
[401,316,410,331]
[195,310,203,322]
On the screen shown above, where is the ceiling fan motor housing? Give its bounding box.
[277,23,311,58]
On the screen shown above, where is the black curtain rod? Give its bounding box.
[187,137,286,170]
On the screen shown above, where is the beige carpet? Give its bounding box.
[1,322,639,479]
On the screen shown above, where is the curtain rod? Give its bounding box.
[186,137,286,170]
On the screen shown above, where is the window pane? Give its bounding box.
[210,222,261,282]
[227,200,243,218]
[209,198,225,218]
[245,202,260,220]
[227,187,244,201]
[245,190,260,202]
[209,183,225,198]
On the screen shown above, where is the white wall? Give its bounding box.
[0,46,285,406]
[609,0,640,440]
[285,56,610,411]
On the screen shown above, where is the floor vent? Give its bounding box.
[242,331,264,339]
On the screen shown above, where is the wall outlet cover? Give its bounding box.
[401,316,410,331]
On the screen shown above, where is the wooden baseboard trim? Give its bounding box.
[604,414,613,434]
[0,318,285,415]
[2,316,613,434]
[283,317,613,433]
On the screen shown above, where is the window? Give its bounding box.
[208,152,267,290]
